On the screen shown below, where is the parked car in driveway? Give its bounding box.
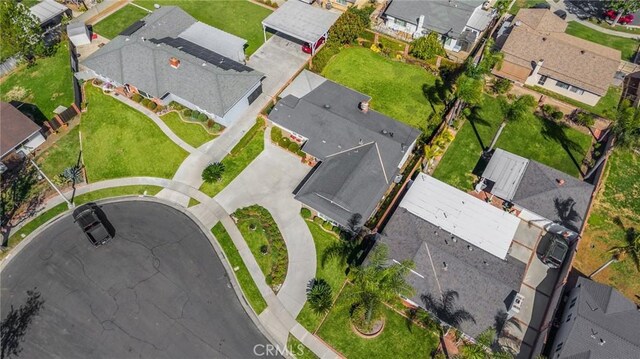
[541,234,569,269]
[604,9,635,25]
[302,35,326,54]
[73,203,112,246]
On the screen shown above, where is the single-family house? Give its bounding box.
[377,173,562,357]
[81,6,264,127]
[549,277,640,359]
[268,70,420,228]
[493,9,621,106]
[480,148,594,237]
[382,0,494,52]
[1,102,46,160]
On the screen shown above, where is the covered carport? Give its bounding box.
[261,0,340,55]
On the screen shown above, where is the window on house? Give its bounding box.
[566,313,572,322]
[395,18,407,27]
[569,298,577,309]
[555,342,564,352]
[555,81,570,90]
[569,86,585,95]
[335,0,347,5]
[538,75,548,85]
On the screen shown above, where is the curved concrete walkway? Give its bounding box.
[215,128,316,318]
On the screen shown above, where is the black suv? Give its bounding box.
[74,204,112,246]
[541,234,569,269]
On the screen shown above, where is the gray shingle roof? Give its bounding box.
[384,0,485,38]
[262,0,340,44]
[512,161,593,232]
[378,207,527,337]
[1,102,41,157]
[82,6,263,118]
[557,278,640,359]
[271,78,420,227]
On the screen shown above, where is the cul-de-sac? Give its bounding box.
[1,0,639,358]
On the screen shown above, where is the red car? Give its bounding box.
[302,36,326,54]
[604,9,635,25]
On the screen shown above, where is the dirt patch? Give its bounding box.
[5,86,28,102]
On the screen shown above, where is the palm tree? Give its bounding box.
[347,244,414,332]
[590,217,639,278]
[487,95,536,153]
[456,328,514,359]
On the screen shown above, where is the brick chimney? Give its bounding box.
[169,57,180,69]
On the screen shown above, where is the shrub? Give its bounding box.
[183,109,192,117]
[409,32,445,60]
[131,93,143,102]
[307,278,333,314]
[146,101,157,110]
[279,136,290,148]
[493,78,512,94]
[346,5,374,27]
[300,207,312,219]
[360,40,372,48]
[322,221,334,231]
[206,119,215,128]
[260,244,269,255]
[202,162,225,183]
[551,110,564,121]
[211,123,223,132]
[313,216,324,225]
[93,79,103,86]
[574,111,596,127]
[329,11,365,45]
[191,110,200,119]
[197,113,208,122]
[312,42,340,73]
[296,149,306,158]
[287,142,299,152]
[271,126,282,142]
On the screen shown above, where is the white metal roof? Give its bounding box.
[466,7,493,31]
[481,149,529,200]
[262,0,340,44]
[400,173,520,260]
[178,22,247,63]
[30,0,68,24]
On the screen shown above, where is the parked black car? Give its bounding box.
[541,234,569,269]
[73,204,112,246]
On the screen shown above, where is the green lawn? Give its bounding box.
[529,85,621,119]
[588,18,640,35]
[508,0,546,15]
[288,335,318,359]
[199,119,264,197]
[234,205,288,288]
[0,43,73,122]
[296,220,348,332]
[93,4,149,39]
[317,286,439,359]
[134,0,272,55]
[211,222,268,314]
[37,126,81,179]
[160,112,217,148]
[322,47,443,130]
[3,185,162,259]
[575,149,640,304]
[565,21,639,62]
[434,95,592,190]
[78,86,188,181]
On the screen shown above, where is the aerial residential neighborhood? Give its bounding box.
[0,0,638,359]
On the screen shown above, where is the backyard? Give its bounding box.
[134,0,272,55]
[322,47,443,130]
[159,112,218,148]
[92,4,149,39]
[508,0,547,15]
[574,149,640,304]
[433,95,593,190]
[565,21,639,62]
[0,42,74,122]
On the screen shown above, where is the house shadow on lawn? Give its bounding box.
[9,101,48,125]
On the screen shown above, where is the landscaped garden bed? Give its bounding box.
[270,126,307,159]
[234,205,288,291]
[159,112,219,148]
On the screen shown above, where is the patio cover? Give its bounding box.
[30,0,68,24]
[481,148,529,200]
[400,173,520,260]
[261,0,340,44]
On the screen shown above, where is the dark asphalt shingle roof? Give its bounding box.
[384,0,485,39]
[378,207,526,337]
[82,6,263,118]
[1,102,41,157]
[271,79,420,227]
[557,278,640,359]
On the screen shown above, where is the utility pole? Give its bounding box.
[28,157,74,209]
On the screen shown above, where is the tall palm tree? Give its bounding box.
[487,95,536,153]
[590,217,639,278]
[347,244,414,330]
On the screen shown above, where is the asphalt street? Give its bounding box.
[1,200,275,358]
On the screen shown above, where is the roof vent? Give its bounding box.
[443,262,448,271]
[359,139,363,145]
[169,57,180,69]
[556,178,565,186]
[542,37,547,41]
[359,101,369,113]
[324,104,331,109]
[467,245,473,251]
[514,20,522,27]
[381,129,388,135]
[580,50,585,54]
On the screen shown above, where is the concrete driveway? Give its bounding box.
[0,200,275,358]
[215,129,315,317]
[248,35,310,98]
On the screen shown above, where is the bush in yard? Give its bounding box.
[279,137,290,148]
[206,119,215,128]
[311,42,340,73]
[197,113,208,122]
[551,110,564,121]
[297,149,306,157]
[347,6,374,27]
[574,111,596,127]
[131,93,143,102]
[329,11,365,45]
[140,98,151,107]
[202,162,225,183]
[191,110,200,119]
[300,207,312,219]
[313,216,324,225]
[323,221,334,231]
[271,126,282,142]
[146,101,157,110]
[307,278,333,314]
[409,32,445,61]
[360,40,372,48]
[260,244,269,255]
[287,142,299,152]
[183,109,192,117]
[212,123,223,132]
[493,78,512,94]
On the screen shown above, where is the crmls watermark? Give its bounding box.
[253,343,305,357]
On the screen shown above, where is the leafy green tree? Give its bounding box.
[0,1,44,61]
[607,0,640,26]
[347,244,414,332]
[487,95,536,152]
[307,278,333,314]
[410,32,446,60]
[346,5,374,27]
[201,162,225,183]
[456,328,514,359]
[609,217,640,271]
[329,11,365,45]
[611,99,640,149]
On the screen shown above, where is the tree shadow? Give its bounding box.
[1,288,45,359]
[540,119,585,177]
[467,106,492,151]
[554,197,581,232]
[421,290,476,329]
[1,160,44,247]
